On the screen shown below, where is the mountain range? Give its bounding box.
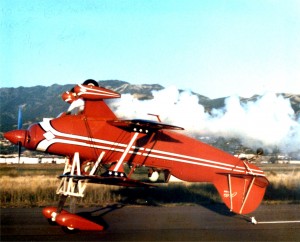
[0,80,299,132]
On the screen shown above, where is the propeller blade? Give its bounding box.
[17,106,23,130]
[17,106,23,163]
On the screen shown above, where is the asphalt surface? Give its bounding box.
[1,204,300,241]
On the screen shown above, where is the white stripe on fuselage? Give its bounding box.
[37,119,264,176]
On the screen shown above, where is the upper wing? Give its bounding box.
[107,119,184,133]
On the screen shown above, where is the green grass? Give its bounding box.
[0,164,65,177]
[0,164,299,208]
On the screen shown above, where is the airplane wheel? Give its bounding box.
[47,218,57,226]
[62,226,79,234]
[82,79,99,87]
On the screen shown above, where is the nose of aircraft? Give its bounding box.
[4,130,28,146]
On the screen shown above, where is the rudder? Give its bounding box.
[213,173,268,214]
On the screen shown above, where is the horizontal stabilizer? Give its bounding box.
[108,119,184,133]
[213,173,269,214]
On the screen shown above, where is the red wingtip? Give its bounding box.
[56,213,104,231]
[42,207,69,219]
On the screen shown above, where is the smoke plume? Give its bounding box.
[109,86,300,155]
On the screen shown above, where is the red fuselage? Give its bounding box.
[19,111,264,183]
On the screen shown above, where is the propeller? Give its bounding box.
[4,105,27,164]
[17,106,23,163]
[17,106,23,129]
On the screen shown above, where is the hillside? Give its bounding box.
[0,80,299,132]
[0,80,164,132]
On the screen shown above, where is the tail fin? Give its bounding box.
[213,173,268,214]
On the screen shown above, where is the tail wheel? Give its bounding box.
[62,226,79,234]
[47,218,57,226]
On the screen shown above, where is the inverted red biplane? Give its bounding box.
[4,80,268,231]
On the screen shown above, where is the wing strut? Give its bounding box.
[57,151,105,197]
[228,174,233,211]
[113,132,139,172]
[239,176,256,214]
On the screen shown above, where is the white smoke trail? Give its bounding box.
[204,93,300,153]
[109,86,300,154]
[110,86,207,129]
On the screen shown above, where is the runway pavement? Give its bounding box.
[1,204,300,241]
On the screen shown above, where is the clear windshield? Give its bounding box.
[67,99,85,115]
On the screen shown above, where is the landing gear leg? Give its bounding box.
[69,196,77,214]
[44,195,68,225]
[42,152,106,231]
[56,195,68,214]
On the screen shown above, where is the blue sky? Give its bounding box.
[1,0,299,98]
